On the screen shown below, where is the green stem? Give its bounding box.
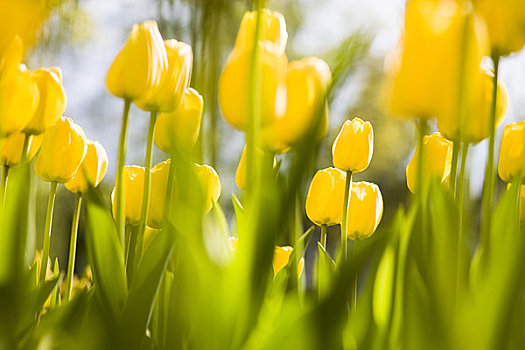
[456,142,468,296]
[450,141,460,196]
[320,224,327,249]
[417,120,428,251]
[137,110,157,262]
[40,181,58,284]
[21,134,31,164]
[0,165,9,207]
[481,55,500,246]
[125,224,132,264]
[127,225,138,287]
[164,154,176,226]
[340,171,352,262]
[64,193,83,302]
[115,99,132,254]
[351,239,360,310]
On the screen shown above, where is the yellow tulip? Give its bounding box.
[235,145,277,191]
[218,9,288,130]
[0,132,42,167]
[263,57,331,150]
[273,246,293,274]
[35,117,87,183]
[0,61,40,136]
[24,67,67,135]
[437,66,508,143]
[385,0,487,119]
[498,121,525,183]
[111,165,145,226]
[136,39,193,112]
[106,21,168,100]
[147,159,170,228]
[306,167,346,226]
[346,181,383,240]
[154,88,203,153]
[65,141,108,193]
[194,164,221,214]
[332,118,374,173]
[476,0,525,56]
[406,132,453,193]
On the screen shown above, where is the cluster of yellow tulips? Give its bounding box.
[0,35,108,301]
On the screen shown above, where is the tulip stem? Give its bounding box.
[340,171,353,262]
[165,154,176,226]
[481,55,500,247]
[320,224,328,249]
[0,165,9,208]
[351,239,360,311]
[456,141,469,296]
[40,181,58,284]
[450,141,460,196]
[137,110,158,263]
[21,134,31,164]
[416,120,428,250]
[127,225,138,286]
[115,98,132,254]
[64,193,83,302]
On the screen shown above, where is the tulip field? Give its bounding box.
[1,0,525,349]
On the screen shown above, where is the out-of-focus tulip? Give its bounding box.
[0,132,42,167]
[194,164,221,214]
[235,145,277,191]
[438,67,508,143]
[147,159,170,228]
[136,40,192,112]
[35,117,87,183]
[111,166,145,226]
[273,246,293,274]
[385,0,487,119]
[144,226,160,252]
[306,167,346,226]
[332,118,374,173]
[218,9,288,130]
[498,121,525,183]
[476,0,525,56]
[263,57,331,150]
[65,141,108,193]
[154,88,203,153]
[0,59,40,136]
[24,67,66,135]
[106,21,168,100]
[406,132,453,193]
[346,181,383,240]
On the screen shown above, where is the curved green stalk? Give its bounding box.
[64,193,83,302]
[340,171,353,262]
[456,141,469,296]
[0,166,9,208]
[40,181,58,284]
[450,142,460,196]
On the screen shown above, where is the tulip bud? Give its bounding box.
[0,133,42,168]
[136,40,193,112]
[385,0,487,119]
[194,164,221,214]
[263,57,331,150]
[154,88,203,153]
[475,0,525,56]
[347,181,383,240]
[437,67,508,143]
[218,9,288,130]
[0,61,40,136]
[306,167,346,226]
[106,21,168,100]
[332,118,374,173]
[273,246,292,274]
[147,159,170,228]
[406,132,453,193]
[35,117,87,183]
[498,121,525,183]
[235,145,277,191]
[65,141,108,193]
[24,67,67,135]
[111,165,145,226]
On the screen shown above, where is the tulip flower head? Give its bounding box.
[35,117,87,183]
[111,165,145,226]
[147,159,171,228]
[0,54,40,136]
[135,39,193,112]
[437,67,508,144]
[65,141,108,193]
[332,118,374,173]
[218,9,288,130]
[154,87,203,153]
[0,132,42,168]
[194,164,221,214]
[346,181,383,240]
[106,21,168,100]
[234,145,276,191]
[24,67,67,135]
[498,121,525,183]
[406,132,453,193]
[306,167,346,226]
